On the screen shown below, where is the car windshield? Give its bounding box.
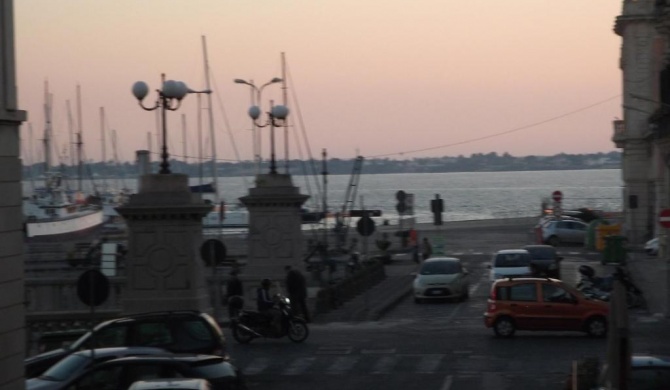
[420,261,460,275]
[524,247,556,260]
[494,253,530,267]
[40,354,90,381]
[191,359,236,378]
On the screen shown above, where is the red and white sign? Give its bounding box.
[552,190,563,203]
[660,209,670,228]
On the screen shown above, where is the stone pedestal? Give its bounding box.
[116,173,213,315]
[239,173,309,284]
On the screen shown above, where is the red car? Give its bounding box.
[484,277,609,337]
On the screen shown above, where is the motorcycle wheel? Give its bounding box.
[287,319,309,343]
[232,324,255,344]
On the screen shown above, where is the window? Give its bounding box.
[135,322,173,347]
[93,326,127,348]
[542,284,574,303]
[72,365,122,390]
[494,253,530,267]
[420,261,460,275]
[508,283,537,302]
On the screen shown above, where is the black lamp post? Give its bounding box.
[132,74,210,174]
[233,78,285,174]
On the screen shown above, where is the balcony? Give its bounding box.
[612,119,626,148]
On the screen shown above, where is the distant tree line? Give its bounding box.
[23,151,621,180]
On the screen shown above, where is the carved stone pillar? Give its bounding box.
[239,173,309,286]
[116,174,212,314]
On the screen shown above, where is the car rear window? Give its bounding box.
[524,247,556,260]
[420,261,460,275]
[171,320,216,352]
[494,253,530,267]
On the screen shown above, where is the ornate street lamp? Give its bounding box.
[233,78,283,173]
[132,74,210,174]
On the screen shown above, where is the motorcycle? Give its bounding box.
[577,265,646,309]
[230,294,309,344]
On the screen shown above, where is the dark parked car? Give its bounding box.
[26,347,169,390]
[523,244,563,279]
[27,354,243,390]
[25,311,226,378]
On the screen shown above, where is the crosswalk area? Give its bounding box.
[237,351,569,388]
[241,351,462,376]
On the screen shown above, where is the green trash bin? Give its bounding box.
[602,235,627,265]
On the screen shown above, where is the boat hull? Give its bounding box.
[25,209,105,241]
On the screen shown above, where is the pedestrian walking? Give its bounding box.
[285,265,310,322]
[225,270,244,319]
[421,237,433,261]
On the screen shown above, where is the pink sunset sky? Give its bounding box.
[15,0,622,163]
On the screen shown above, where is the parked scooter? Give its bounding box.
[229,294,309,344]
[577,265,646,308]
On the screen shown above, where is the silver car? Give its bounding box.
[413,257,470,303]
[540,219,588,246]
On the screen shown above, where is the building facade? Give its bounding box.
[0,1,27,388]
[614,0,670,249]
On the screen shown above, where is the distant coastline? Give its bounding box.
[23,151,620,178]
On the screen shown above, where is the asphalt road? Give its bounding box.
[225,222,649,390]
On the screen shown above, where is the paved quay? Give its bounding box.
[305,217,670,326]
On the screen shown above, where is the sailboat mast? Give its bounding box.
[43,80,51,173]
[76,132,83,192]
[202,35,218,200]
[281,52,289,173]
[182,114,188,166]
[197,94,203,187]
[100,107,107,193]
[66,100,75,168]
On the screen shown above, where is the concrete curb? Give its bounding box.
[368,283,413,321]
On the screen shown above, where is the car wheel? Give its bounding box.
[493,317,516,337]
[585,316,607,338]
[547,236,560,247]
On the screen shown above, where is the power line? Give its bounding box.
[367,94,621,158]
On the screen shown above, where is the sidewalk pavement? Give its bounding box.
[626,250,668,318]
[310,249,670,324]
[312,261,419,323]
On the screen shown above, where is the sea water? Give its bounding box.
[24,169,622,225]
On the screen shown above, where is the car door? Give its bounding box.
[538,283,581,330]
[65,364,124,390]
[505,282,541,329]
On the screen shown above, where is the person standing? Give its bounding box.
[285,265,310,323]
[256,278,281,334]
[225,270,244,319]
[421,237,433,261]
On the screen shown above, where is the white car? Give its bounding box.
[645,238,659,256]
[413,257,470,303]
[489,249,532,281]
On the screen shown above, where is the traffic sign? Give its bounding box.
[659,209,670,228]
[200,239,227,267]
[356,215,376,236]
[77,269,110,307]
[552,190,563,202]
